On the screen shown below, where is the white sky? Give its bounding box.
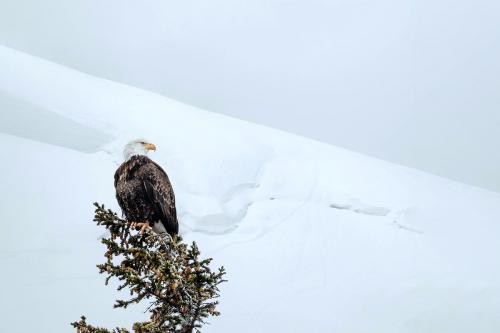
[1,0,499,192]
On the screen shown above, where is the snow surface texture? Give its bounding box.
[1,45,500,333]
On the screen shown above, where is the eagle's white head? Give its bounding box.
[123,139,156,160]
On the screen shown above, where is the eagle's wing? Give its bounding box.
[138,161,178,236]
[114,164,128,216]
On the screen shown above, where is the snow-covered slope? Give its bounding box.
[1,45,500,333]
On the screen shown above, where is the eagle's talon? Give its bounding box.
[140,223,151,234]
[128,221,150,234]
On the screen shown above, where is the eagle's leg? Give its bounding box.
[129,221,151,234]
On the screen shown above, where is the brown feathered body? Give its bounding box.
[114,155,178,236]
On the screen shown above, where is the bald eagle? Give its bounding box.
[114,139,178,236]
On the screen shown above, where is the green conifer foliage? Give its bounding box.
[72,203,226,333]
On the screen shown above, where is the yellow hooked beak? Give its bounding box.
[144,143,156,151]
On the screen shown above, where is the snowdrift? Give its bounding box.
[1,45,500,333]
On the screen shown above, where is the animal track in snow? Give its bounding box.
[390,207,424,234]
[329,199,390,217]
[329,200,424,234]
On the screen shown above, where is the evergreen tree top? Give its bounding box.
[72,203,226,333]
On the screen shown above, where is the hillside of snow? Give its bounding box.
[1,45,500,333]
